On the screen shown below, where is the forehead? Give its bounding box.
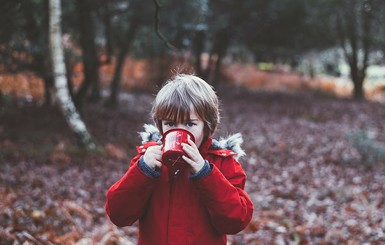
[189,110,200,119]
[163,108,201,121]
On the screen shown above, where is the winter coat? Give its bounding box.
[105,124,254,245]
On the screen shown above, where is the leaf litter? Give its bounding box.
[1,87,385,244]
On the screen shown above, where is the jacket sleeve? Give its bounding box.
[193,156,254,234]
[105,154,157,227]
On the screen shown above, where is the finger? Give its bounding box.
[182,142,196,152]
[154,145,163,151]
[149,145,161,150]
[182,155,195,166]
[151,146,163,154]
[181,143,190,153]
[154,155,162,162]
[182,144,196,159]
[187,138,197,148]
[182,156,202,173]
[153,159,162,168]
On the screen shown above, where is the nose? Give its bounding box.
[175,123,188,130]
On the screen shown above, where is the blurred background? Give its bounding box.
[1,0,385,244]
[1,0,385,106]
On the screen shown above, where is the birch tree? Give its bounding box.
[49,0,95,150]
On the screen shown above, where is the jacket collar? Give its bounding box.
[198,136,212,157]
[139,124,245,160]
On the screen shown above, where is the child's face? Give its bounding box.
[161,109,205,148]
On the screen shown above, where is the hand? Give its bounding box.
[143,145,163,170]
[182,138,205,174]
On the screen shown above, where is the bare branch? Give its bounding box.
[152,0,177,50]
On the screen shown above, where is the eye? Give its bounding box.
[186,121,196,127]
[163,121,175,127]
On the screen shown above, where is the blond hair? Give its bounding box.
[152,74,220,137]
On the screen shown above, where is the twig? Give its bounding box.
[152,0,177,50]
[21,231,45,245]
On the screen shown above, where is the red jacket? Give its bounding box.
[106,128,253,245]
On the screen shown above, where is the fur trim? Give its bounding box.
[139,124,246,159]
[139,124,162,144]
[211,134,246,160]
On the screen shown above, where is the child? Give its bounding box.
[105,74,254,245]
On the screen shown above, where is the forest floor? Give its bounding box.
[1,85,385,244]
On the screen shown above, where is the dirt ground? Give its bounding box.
[1,86,385,244]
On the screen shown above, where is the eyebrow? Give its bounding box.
[162,118,199,122]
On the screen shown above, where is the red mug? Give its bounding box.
[162,129,195,171]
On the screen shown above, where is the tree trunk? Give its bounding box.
[64,52,75,100]
[43,75,53,106]
[106,21,139,107]
[210,29,231,87]
[49,0,95,150]
[336,0,373,101]
[353,79,364,100]
[101,0,113,64]
[74,0,101,108]
[349,61,365,100]
[192,30,205,77]
[25,0,53,106]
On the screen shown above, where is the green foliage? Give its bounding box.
[346,130,385,164]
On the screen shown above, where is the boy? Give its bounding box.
[106,74,253,244]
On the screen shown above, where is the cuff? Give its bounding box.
[138,156,161,178]
[189,160,212,181]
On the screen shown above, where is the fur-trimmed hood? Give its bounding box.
[139,124,245,160]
